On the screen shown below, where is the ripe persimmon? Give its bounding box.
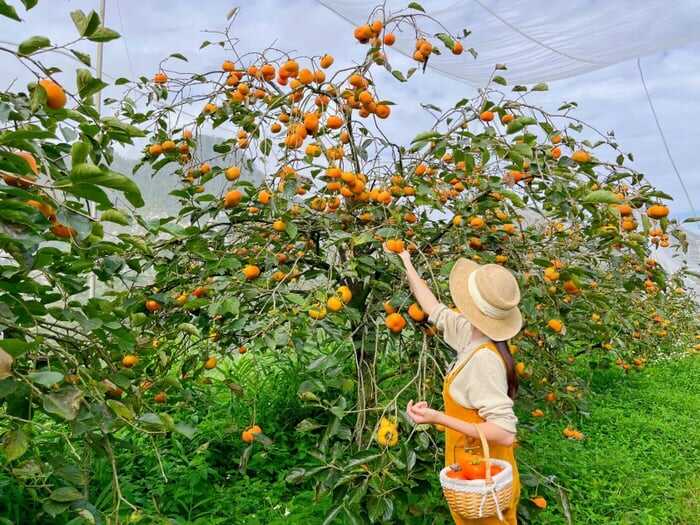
[354,24,373,43]
[145,300,161,313]
[258,190,271,204]
[15,150,39,176]
[647,204,669,219]
[242,265,261,280]
[479,110,494,122]
[225,166,241,181]
[327,296,344,312]
[38,78,67,109]
[547,319,563,332]
[571,150,590,163]
[241,425,262,443]
[327,115,343,129]
[375,104,391,119]
[122,355,139,368]
[408,303,426,322]
[386,239,405,253]
[50,223,75,239]
[385,312,406,333]
[337,285,352,304]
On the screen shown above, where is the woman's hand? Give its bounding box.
[383,241,411,263]
[383,241,405,256]
[406,400,443,425]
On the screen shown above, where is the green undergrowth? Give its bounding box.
[2,355,698,524]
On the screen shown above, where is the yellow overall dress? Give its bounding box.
[443,342,520,524]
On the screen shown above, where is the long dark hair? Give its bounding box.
[494,340,518,400]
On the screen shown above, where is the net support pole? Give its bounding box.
[89,0,106,300]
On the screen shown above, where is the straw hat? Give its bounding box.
[449,258,522,341]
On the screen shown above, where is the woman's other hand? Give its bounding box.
[406,400,443,425]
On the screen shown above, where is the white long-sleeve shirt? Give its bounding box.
[430,304,518,434]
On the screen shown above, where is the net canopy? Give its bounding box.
[318,0,700,84]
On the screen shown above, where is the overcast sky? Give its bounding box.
[1,0,698,228]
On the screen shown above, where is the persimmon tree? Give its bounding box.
[0,2,698,523]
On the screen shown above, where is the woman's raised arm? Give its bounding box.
[390,246,440,316]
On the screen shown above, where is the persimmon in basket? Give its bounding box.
[447,457,503,481]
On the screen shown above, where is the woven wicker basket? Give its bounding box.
[439,425,513,521]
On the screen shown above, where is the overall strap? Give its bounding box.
[446,341,497,383]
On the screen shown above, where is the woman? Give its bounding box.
[391,246,522,524]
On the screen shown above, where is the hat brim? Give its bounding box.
[449,258,523,341]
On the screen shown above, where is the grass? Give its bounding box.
[3,354,698,524]
[516,354,700,525]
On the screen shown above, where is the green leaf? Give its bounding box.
[506,121,524,134]
[259,138,272,156]
[0,339,30,358]
[411,131,441,143]
[285,221,298,239]
[71,141,91,165]
[18,35,50,55]
[63,183,111,208]
[178,323,200,337]
[106,399,134,421]
[21,0,38,8]
[435,33,455,50]
[322,506,343,525]
[506,116,537,134]
[70,49,91,67]
[49,486,83,502]
[27,371,63,387]
[76,68,108,100]
[174,422,196,439]
[0,1,20,22]
[295,419,323,433]
[285,467,307,483]
[29,85,49,113]
[583,190,621,204]
[407,2,425,12]
[100,209,129,225]
[169,52,188,62]
[493,75,507,86]
[2,429,29,461]
[42,388,83,421]
[209,297,239,317]
[87,26,120,43]
[70,164,144,208]
[101,116,145,138]
[70,9,100,37]
[391,70,406,82]
[500,190,525,208]
[683,216,700,223]
[531,82,549,91]
[137,413,165,430]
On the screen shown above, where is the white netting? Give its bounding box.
[318,0,700,84]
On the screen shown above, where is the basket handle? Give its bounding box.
[449,424,494,484]
[474,424,494,484]
[450,433,481,460]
